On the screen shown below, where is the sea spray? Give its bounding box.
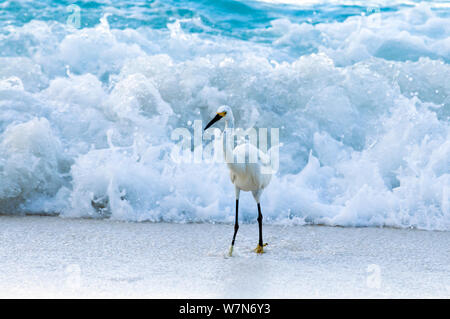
[0,1,448,229]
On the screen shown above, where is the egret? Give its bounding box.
[204,105,272,256]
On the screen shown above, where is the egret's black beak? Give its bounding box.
[204,114,222,131]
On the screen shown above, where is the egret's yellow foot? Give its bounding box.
[229,245,234,257]
[254,243,268,254]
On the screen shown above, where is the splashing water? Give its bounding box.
[0,0,449,230]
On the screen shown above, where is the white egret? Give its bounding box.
[204,105,272,255]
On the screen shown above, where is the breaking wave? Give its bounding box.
[0,0,449,230]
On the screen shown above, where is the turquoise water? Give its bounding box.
[0,1,449,229]
[1,1,402,30]
[0,1,445,46]
[1,1,448,63]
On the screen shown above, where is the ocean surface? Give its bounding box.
[0,0,449,229]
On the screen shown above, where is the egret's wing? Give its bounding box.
[231,143,272,189]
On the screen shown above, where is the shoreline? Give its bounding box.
[1,213,445,232]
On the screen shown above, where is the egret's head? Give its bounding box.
[204,105,233,131]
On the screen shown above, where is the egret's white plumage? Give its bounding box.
[204,105,273,255]
[228,143,271,198]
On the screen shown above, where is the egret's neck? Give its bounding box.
[224,116,234,130]
[222,117,235,164]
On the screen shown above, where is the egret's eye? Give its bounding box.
[217,111,227,117]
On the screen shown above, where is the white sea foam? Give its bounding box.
[0,3,448,229]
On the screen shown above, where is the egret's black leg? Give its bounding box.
[229,199,239,256]
[257,203,263,247]
[231,199,239,246]
[254,202,266,254]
